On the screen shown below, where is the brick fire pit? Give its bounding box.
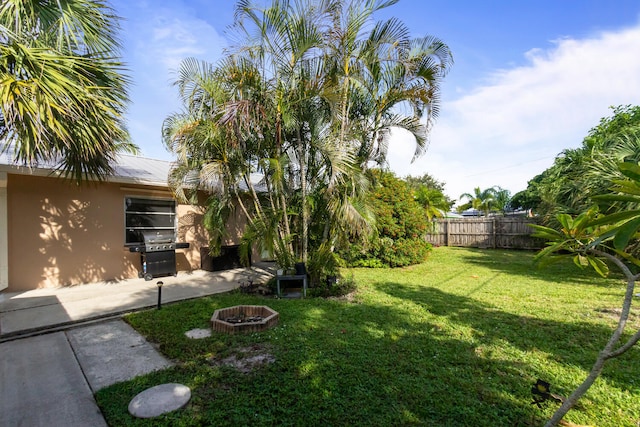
[210,305,279,334]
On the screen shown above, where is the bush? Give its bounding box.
[307,274,357,298]
[337,170,432,267]
[381,237,432,267]
[306,243,341,287]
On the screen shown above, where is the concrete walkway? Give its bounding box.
[0,264,274,339]
[0,265,274,426]
[0,320,175,427]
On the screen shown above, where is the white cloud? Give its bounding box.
[116,1,228,159]
[147,14,219,71]
[127,5,226,73]
[388,23,640,204]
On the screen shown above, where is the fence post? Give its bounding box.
[492,218,497,249]
[446,219,450,246]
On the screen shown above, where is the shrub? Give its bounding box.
[306,243,341,287]
[338,170,432,267]
[380,237,432,267]
[307,273,357,298]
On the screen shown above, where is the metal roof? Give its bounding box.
[0,150,172,188]
[112,154,172,186]
[0,150,268,193]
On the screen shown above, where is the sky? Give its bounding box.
[110,0,640,205]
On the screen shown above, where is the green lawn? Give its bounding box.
[96,247,640,426]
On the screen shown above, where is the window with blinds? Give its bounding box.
[124,197,176,245]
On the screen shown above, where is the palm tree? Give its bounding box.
[164,0,452,276]
[163,55,289,260]
[492,186,512,215]
[0,0,136,182]
[458,187,496,216]
[414,186,451,220]
[321,2,453,168]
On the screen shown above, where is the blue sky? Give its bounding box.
[111,0,640,203]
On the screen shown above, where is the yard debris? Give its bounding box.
[238,279,272,295]
[239,279,254,293]
[531,379,564,408]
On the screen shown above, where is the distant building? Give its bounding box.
[460,208,482,217]
[444,212,464,218]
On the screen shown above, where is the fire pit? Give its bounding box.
[211,305,279,334]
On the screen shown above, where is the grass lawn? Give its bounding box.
[96,247,640,426]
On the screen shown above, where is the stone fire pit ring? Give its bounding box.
[211,305,279,334]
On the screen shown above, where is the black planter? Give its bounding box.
[294,262,307,275]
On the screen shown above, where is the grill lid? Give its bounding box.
[142,230,175,244]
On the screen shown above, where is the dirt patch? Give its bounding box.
[209,344,275,374]
[595,307,640,326]
[327,290,359,303]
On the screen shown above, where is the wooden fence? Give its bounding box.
[425,217,544,250]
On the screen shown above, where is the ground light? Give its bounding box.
[156,281,163,309]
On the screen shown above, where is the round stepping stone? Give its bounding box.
[185,328,212,339]
[128,383,191,418]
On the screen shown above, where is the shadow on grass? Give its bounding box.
[449,247,625,288]
[374,280,639,395]
[99,294,532,425]
[97,286,637,427]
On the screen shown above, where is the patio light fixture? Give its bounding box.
[157,281,164,310]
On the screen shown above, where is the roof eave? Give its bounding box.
[0,164,169,189]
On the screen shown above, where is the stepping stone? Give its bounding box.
[128,383,191,418]
[67,320,173,392]
[185,328,211,339]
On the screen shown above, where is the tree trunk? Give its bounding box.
[545,249,638,426]
[544,354,607,426]
[275,117,293,255]
[298,144,308,263]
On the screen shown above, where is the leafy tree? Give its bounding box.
[531,161,640,426]
[0,0,136,182]
[517,105,640,222]
[404,173,448,193]
[338,170,432,267]
[585,104,640,149]
[163,0,452,281]
[510,175,543,212]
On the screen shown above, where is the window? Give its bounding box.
[124,197,176,245]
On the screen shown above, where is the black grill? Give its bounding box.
[128,231,189,280]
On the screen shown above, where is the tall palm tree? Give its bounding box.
[164,0,452,274]
[0,0,136,182]
[322,1,453,167]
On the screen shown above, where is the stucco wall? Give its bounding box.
[5,174,247,291]
[175,194,251,270]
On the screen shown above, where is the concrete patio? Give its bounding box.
[0,264,275,341]
[0,264,276,426]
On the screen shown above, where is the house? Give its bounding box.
[0,152,250,293]
[460,208,482,217]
